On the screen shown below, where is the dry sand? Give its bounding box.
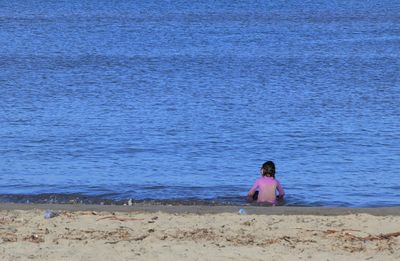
[1,204,400,261]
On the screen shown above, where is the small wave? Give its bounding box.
[0,193,330,207]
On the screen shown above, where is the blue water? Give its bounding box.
[1,0,399,207]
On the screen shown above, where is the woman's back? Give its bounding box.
[250,176,283,203]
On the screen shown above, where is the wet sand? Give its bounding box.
[2,203,400,215]
[1,203,399,260]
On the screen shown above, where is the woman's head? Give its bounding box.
[261,161,275,178]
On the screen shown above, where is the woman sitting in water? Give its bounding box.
[247,161,285,205]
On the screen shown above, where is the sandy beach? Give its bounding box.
[0,204,399,260]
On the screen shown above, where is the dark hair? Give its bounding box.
[261,161,275,178]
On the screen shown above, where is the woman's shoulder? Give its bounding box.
[274,179,283,186]
[254,177,265,183]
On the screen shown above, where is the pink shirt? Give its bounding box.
[248,176,285,204]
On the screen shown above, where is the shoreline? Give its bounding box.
[1,202,400,216]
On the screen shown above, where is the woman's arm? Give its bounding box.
[276,180,285,198]
[247,179,259,197]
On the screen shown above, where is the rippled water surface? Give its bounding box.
[1,0,399,207]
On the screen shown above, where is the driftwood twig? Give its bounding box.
[331,231,400,241]
[97,216,144,222]
[105,234,148,244]
[358,231,400,241]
